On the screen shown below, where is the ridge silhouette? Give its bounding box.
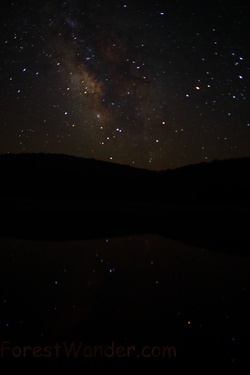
[0,152,249,255]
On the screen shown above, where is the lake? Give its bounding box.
[0,234,249,373]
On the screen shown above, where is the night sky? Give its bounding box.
[0,0,249,171]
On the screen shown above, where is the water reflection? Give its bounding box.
[0,235,249,372]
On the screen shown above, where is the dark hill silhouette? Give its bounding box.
[0,152,249,204]
[0,152,156,200]
[0,152,249,255]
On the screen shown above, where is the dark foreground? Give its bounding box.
[0,154,249,372]
[0,196,249,256]
[0,232,250,374]
[0,204,250,373]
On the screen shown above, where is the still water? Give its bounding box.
[0,234,249,372]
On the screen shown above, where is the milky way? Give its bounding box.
[0,0,249,170]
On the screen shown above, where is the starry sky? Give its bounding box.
[0,0,249,171]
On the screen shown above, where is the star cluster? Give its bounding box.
[0,0,249,170]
